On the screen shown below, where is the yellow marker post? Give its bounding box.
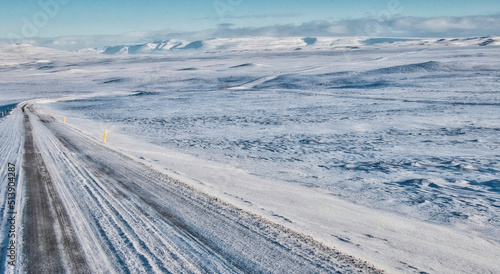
[64,116,66,123]
[103,130,108,143]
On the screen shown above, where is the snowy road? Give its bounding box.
[14,103,378,273]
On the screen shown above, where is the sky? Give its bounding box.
[1,0,500,40]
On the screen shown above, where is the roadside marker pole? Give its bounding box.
[103,130,108,143]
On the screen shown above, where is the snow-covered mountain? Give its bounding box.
[78,36,500,54]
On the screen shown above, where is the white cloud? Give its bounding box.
[327,25,349,34]
[417,17,477,32]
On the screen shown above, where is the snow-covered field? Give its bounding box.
[1,37,500,272]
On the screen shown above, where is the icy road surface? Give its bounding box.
[2,103,378,273]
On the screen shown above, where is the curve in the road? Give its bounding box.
[21,104,380,273]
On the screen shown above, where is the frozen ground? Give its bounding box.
[1,37,500,273]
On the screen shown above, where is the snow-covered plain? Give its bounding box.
[1,37,500,273]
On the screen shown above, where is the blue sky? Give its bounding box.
[1,0,500,39]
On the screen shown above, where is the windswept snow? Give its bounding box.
[1,38,500,273]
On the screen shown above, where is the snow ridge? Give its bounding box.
[77,36,500,55]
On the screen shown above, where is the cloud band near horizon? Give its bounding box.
[213,14,500,38]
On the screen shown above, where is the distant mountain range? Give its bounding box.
[78,36,499,55]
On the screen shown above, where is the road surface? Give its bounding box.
[16,103,379,273]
